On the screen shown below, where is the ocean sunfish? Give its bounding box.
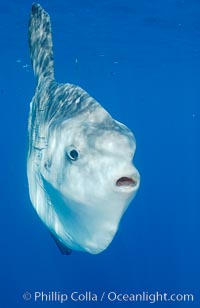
[27,3,140,255]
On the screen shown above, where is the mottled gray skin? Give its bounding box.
[27,3,140,254]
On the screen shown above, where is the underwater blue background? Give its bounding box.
[0,0,199,307]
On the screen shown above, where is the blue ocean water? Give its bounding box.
[0,0,199,307]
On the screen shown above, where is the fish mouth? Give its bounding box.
[116,177,138,187]
[115,175,140,194]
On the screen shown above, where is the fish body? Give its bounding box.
[27,3,140,254]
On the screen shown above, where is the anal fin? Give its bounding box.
[50,232,72,255]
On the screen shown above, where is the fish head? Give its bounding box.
[40,107,140,254]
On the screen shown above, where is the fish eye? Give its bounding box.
[66,146,79,161]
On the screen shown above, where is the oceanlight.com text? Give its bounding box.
[22,290,195,304]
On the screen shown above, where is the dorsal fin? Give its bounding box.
[28,3,54,84]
